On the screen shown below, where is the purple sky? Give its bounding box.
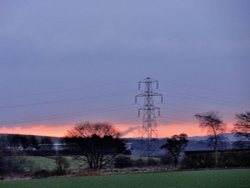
[0,0,249,132]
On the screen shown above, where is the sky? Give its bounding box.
[0,0,249,138]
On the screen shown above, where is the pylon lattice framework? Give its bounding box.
[135,77,163,157]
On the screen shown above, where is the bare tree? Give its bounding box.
[67,121,120,138]
[195,112,226,166]
[233,111,250,148]
[160,133,188,167]
[29,136,39,150]
[64,122,129,169]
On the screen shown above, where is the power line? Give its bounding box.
[0,104,136,125]
[160,79,250,96]
[0,79,137,100]
[0,90,136,110]
[161,105,232,117]
[159,115,195,124]
[164,93,248,109]
[162,89,249,108]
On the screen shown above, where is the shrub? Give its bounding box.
[33,169,53,178]
[146,158,159,166]
[0,156,28,174]
[114,156,133,168]
[182,150,250,169]
[55,156,69,175]
[160,154,174,166]
[134,158,145,167]
[182,152,214,169]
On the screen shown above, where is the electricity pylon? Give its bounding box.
[135,77,163,157]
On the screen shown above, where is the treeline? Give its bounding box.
[182,149,250,169]
[0,134,59,157]
[114,149,250,169]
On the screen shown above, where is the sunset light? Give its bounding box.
[0,122,234,138]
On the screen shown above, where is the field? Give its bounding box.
[0,169,249,188]
[7,156,86,173]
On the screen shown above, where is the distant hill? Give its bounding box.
[0,133,62,143]
[0,133,237,156]
[125,133,237,156]
[188,133,237,142]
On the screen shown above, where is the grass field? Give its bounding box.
[10,156,86,173]
[0,169,249,188]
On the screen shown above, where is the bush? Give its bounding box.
[114,156,132,168]
[182,152,214,169]
[161,154,174,166]
[134,158,145,167]
[217,151,250,167]
[55,156,69,174]
[146,158,159,166]
[0,155,4,175]
[33,169,54,178]
[0,156,28,175]
[182,150,250,169]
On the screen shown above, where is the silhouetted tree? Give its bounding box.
[160,133,188,167]
[40,137,53,151]
[0,136,8,148]
[67,121,119,138]
[4,135,39,152]
[233,111,250,148]
[64,122,129,169]
[7,135,29,149]
[19,136,29,149]
[114,155,133,168]
[29,136,39,149]
[8,135,22,148]
[195,112,226,166]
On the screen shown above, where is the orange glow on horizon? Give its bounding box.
[0,123,234,138]
[0,124,73,137]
